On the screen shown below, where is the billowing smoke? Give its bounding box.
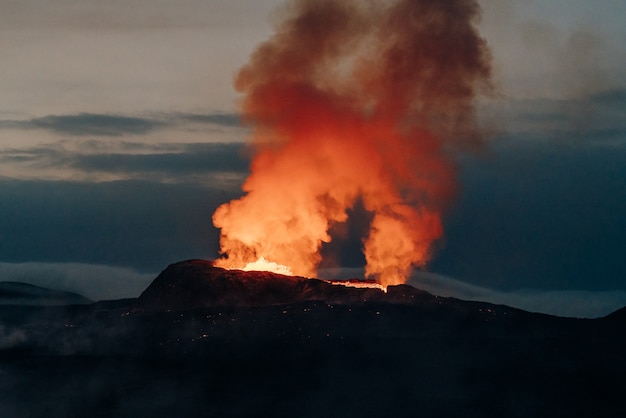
[213,0,491,286]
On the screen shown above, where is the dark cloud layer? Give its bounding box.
[0,112,241,137]
[178,113,242,127]
[67,143,248,176]
[480,88,626,142]
[0,142,250,184]
[431,136,626,291]
[0,179,241,272]
[2,114,164,136]
[68,143,250,175]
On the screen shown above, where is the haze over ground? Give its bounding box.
[1,0,625,317]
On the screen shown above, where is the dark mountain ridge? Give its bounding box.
[1,259,625,417]
[138,259,439,310]
[0,281,92,306]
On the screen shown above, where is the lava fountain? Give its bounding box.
[213,0,492,286]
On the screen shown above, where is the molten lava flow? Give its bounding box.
[327,280,387,293]
[242,257,293,276]
[213,0,491,286]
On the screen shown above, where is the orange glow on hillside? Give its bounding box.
[212,0,491,287]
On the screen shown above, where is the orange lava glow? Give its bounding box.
[213,0,491,287]
[328,280,387,293]
[241,257,293,276]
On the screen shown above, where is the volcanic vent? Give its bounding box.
[212,0,492,286]
[138,260,434,311]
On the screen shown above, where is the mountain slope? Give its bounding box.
[1,259,625,417]
[138,259,438,310]
[0,281,91,306]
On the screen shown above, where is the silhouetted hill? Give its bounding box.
[0,281,91,306]
[138,259,438,310]
[1,260,625,418]
[604,305,626,322]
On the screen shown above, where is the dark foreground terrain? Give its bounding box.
[1,260,625,417]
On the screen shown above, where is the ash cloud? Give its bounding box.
[214,0,492,284]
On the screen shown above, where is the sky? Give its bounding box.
[1,0,625,317]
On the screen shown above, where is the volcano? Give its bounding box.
[138,259,434,310]
[1,260,625,417]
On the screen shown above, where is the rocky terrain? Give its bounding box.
[0,259,624,417]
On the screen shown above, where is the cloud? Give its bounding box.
[0,0,283,32]
[177,113,242,127]
[479,0,626,100]
[67,144,250,177]
[0,262,155,301]
[0,142,250,184]
[0,114,163,136]
[479,87,626,143]
[0,179,241,272]
[432,130,626,292]
[0,112,242,137]
[0,114,251,182]
[31,114,164,136]
[408,271,626,319]
[46,142,248,177]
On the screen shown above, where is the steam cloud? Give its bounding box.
[213,0,491,285]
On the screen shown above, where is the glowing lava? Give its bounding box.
[328,279,387,293]
[212,0,491,286]
[241,257,293,276]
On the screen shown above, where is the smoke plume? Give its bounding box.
[213,0,491,286]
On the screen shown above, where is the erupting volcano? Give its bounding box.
[213,0,491,286]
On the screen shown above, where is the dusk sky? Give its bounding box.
[1,0,625,317]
